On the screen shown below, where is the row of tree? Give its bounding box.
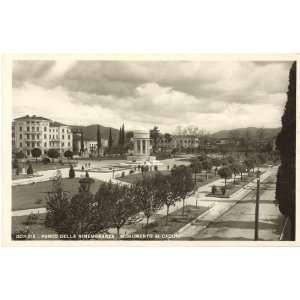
[190,154,265,189]
[46,166,195,239]
[14,148,74,162]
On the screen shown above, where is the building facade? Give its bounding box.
[12,115,73,157]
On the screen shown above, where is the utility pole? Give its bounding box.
[254,171,261,240]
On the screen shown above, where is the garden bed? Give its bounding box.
[131,205,210,238]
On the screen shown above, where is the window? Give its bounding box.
[62,142,64,147]
[44,142,47,147]
[68,142,70,147]
[19,126,22,131]
[62,129,65,133]
[27,150,30,155]
[37,142,40,147]
[27,127,30,131]
[19,134,22,139]
[68,135,70,139]
[32,134,35,139]
[44,134,47,139]
[27,142,30,147]
[32,127,35,131]
[44,150,47,154]
[62,135,64,140]
[20,142,22,147]
[37,127,39,131]
[32,142,35,147]
[12,133,15,138]
[44,127,47,131]
[37,134,40,139]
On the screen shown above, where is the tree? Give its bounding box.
[133,175,162,230]
[31,148,42,161]
[150,126,160,153]
[156,174,179,225]
[231,163,241,183]
[244,158,255,174]
[190,159,202,184]
[95,182,140,239]
[171,165,194,215]
[96,125,102,157]
[108,128,113,153]
[16,151,25,159]
[46,176,110,236]
[202,160,213,180]
[164,133,172,143]
[27,164,33,175]
[47,149,60,162]
[80,130,84,155]
[276,61,296,240]
[69,165,75,178]
[64,150,73,160]
[218,166,233,189]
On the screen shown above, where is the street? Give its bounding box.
[190,168,283,240]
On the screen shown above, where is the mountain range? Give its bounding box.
[210,127,281,140]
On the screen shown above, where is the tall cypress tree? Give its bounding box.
[97,125,102,156]
[121,123,125,146]
[80,130,84,156]
[118,127,122,146]
[276,61,296,240]
[108,128,113,152]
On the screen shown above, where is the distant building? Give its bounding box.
[12,115,73,157]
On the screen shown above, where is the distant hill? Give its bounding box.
[71,124,120,145]
[211,127,281,140]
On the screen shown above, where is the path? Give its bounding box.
[177,167,282,240]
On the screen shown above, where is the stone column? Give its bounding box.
[134,139,138,154]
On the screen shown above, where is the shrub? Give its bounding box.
[69,165,75,178]
[23,214,38,226]
[42,157,51,164]
[211,185,217,194]
[27,164,33,175]
[221,186,226,195]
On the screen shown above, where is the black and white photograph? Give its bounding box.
[5,56,297,243]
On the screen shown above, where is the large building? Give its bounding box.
[12,115,73,157]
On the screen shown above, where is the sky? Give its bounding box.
[12,60,292,133]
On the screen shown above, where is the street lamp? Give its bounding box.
[254,170,261,240]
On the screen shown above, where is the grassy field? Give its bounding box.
[12,178,105,211]
[133,205,209,237]
[118,170,171,184]
[12,213,55,238]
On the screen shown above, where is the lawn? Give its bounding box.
[133,205,209,238]
[11,213,55,239]
[12,178,105,211]
[118,170,171,184]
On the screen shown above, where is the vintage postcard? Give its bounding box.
[1,54,299,246]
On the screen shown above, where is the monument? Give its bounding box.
[128,130,156,163]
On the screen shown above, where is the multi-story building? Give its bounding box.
[12,115,73,157]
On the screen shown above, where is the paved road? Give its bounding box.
[188,168,283,241]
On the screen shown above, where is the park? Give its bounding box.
[11,128,281,241]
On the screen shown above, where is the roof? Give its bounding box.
[50,121,67,127]
[14,115,51,121]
